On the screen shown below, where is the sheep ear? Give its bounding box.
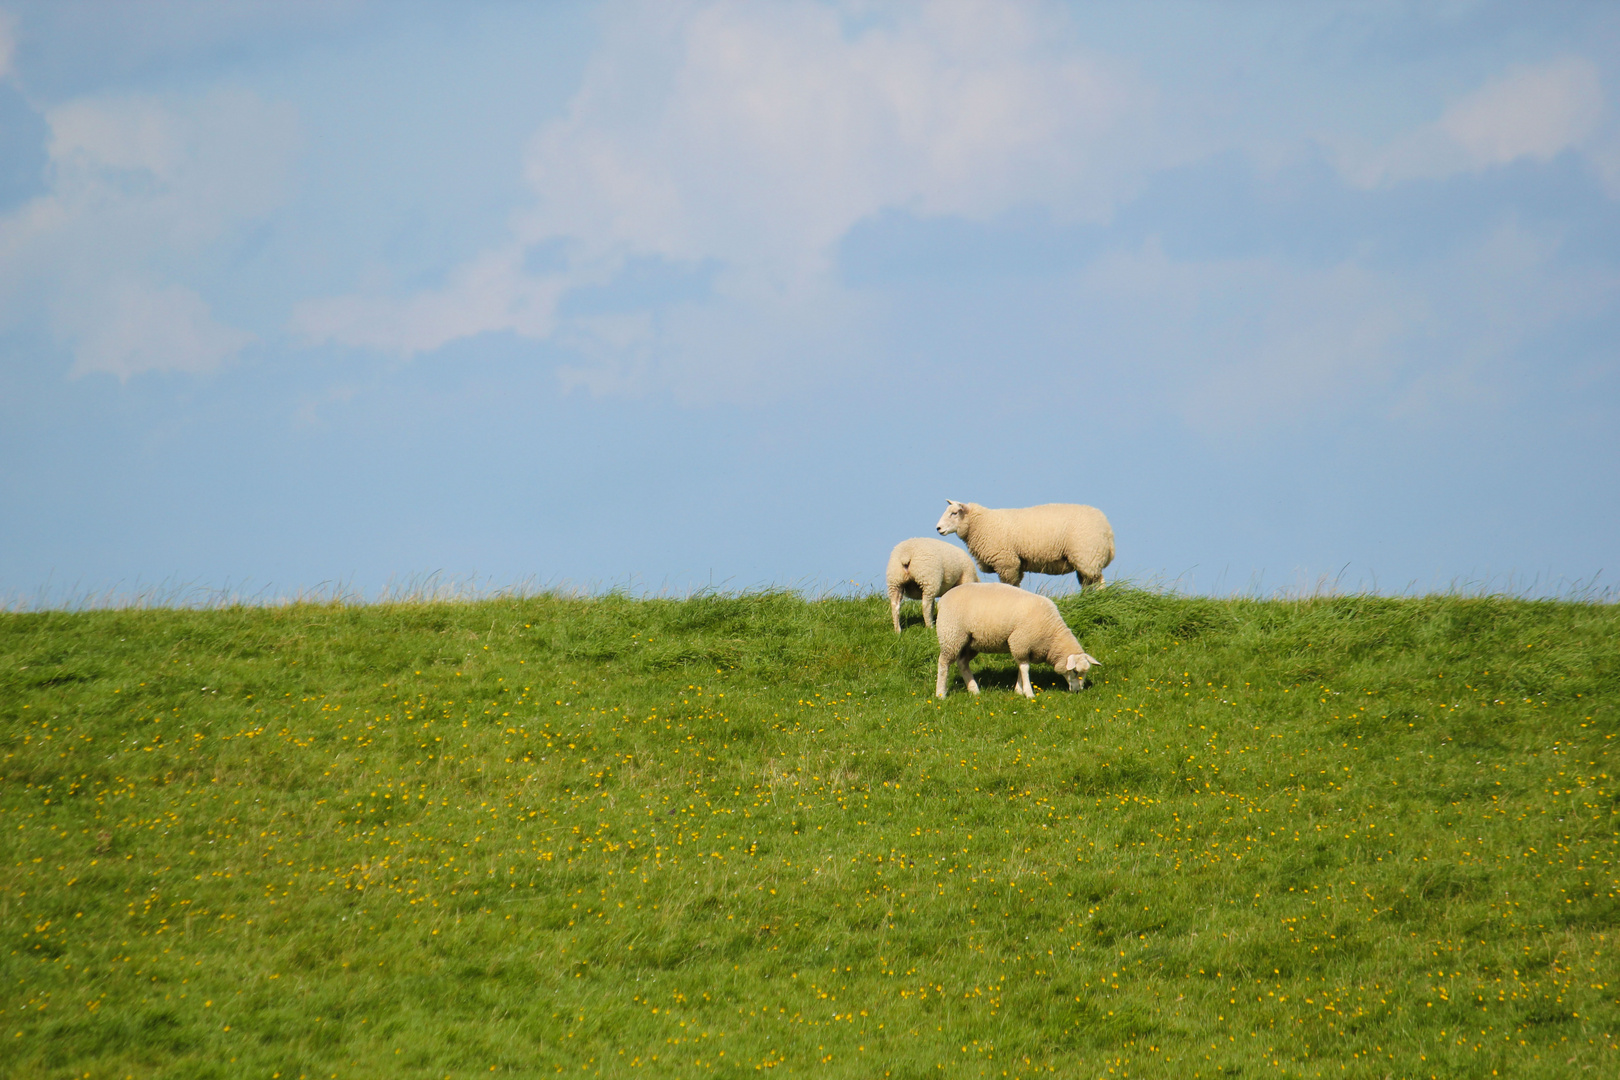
[1083,652,1100,667]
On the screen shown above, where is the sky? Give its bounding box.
[1,0,1617,605]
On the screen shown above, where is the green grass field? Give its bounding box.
[2,588,1616,1078]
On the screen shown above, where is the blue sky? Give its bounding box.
[2,1,1616,604]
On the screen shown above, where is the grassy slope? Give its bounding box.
[1,589,1616,1079]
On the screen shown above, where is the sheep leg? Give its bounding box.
[921,586,937,628]
[1016,662,1034,698]
[935,652,952,698]
[996,563,1024,587]
[957,654,980,694]
[889,586,904,633]
[1077,570,1106,591]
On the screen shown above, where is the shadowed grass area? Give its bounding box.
[2,588,1616,1077]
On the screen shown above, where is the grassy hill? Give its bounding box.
[2,588,1616,1078]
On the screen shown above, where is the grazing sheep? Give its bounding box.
[935,500,1114,590]
[934,582,1099,698]
[886,537,979,633]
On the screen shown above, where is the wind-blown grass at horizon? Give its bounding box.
[2,589,1615,1077]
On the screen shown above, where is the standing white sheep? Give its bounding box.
[935,500,1114,590]
[886,537,979,633]
[934,582,1099,698]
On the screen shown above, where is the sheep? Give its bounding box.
[934,582,1099,698]
[935,500,1114,590]
[886,537,979,633]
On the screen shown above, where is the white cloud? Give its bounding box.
[293,0,1152,397]
[1387,218,1620,417]
[553,275,872,404]
[1062,215,1620,433]
[0,88,297,378]
[284,4,1619,422]
[1590,137,1620,198]
[1441,57,1603,166]
[1068,241,1427,431]
[0,12,16,81]
[45,89,295,242]
[522,0,1143,277]
[67,278,252,379]
[1348,56,1606,187]
[292,247,569,356]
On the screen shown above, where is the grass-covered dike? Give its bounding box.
[2,587,1616,1079]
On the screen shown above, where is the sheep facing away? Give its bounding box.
[934,582,1099,698]
[935,500,1114,590]
[886,537,980,633]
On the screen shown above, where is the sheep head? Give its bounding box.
[1060,651,1100,691]
[936,500,971,537]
